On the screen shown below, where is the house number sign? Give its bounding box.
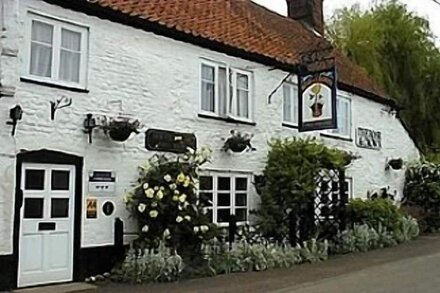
[356,127,382,150]
[145,129,197,154]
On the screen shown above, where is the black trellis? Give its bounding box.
[289,168,348,245]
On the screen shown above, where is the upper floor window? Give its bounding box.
[25,13,88,88]
[331,96,352,138]
[283,83,298,126]
[200,61,253,121]
[199,172,250,226]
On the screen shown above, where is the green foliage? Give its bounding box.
[328,1,440,152]
[394,216,420,243]
[111,241,184,284]
[124,146,219,254]
[255,137,354,240]
[403,161,440,232]
[349,198,404,232]
[299,239,329,263]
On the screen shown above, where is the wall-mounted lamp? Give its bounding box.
[6,105,23,136]
[83,113,97,144]
[50,96,72,120]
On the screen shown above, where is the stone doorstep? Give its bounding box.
[13,283,97,293]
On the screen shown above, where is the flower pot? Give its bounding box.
[229,143,248,153]
[311,102,324,118]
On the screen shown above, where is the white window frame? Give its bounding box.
[23,12,89,89]
[199,171,251,227]
[325,95,352,139]
[199,60,253,123]
[282,82,299,126]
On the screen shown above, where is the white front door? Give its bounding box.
[18,163,75,288]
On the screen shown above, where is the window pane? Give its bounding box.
[292,87,298,124]
[217,193,231,207]
[236,90,249,118]
[237,73,248,89]
[31,21,53,44]
[217,209,231,223]
[61,29,81,51]
[235,178,248,191]
[30,43,52,77]
[25,169,45,190]
[235,208,247,222]
[235,193,247,207]
[199,176,213,190]
[202,64,214,81]
[219,67,228,116]
[283,84,292,122]
[218,177,231,191]
[24,198,44,219]
[51,198,69,218]
[51,170,70,190]
[59,50,80,82]
[201,81,215,112]
[200,192,213,206]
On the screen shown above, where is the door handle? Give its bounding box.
[38,222,56,231]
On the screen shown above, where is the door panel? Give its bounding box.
[18,164,75,288]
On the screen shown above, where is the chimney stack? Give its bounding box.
[286,0,324,35]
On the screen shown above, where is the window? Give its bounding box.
[283,83,298,125]
[199,172,250,225]
[331,96,352,138]
[26,13,88,87]
[200,61,252,121]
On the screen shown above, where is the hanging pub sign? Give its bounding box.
[356,127,382,150]
[145,129,197,154]
[298,67,337,132]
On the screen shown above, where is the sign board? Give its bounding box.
[298,67,337,132]
[88,171,116,194]
[356,128,382,150]
[145,129,197,153]
[86,198,97,219]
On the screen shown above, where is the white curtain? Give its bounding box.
[218,67,227,116]
[201,65,215,112]
[59,29,81,82]
[30,21,53,77]
[236,73,249,118]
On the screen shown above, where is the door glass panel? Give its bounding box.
[218,177,231,191]
[235,193,247,207]
[217,193,231,207]
[235,208,247,222]
[25,169,45,190]
[217,209,231,223]
[24,198,44,218]
[200,192,213,206]
[51,198,69,218]
[51,170,70,190]
[235,178,248,191]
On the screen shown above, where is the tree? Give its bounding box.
[327,0,440,154]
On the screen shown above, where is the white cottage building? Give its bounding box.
[0,0,419,289]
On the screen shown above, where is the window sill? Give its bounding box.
[198,113,256,126]
[320,133,353,142]
[282,122,298,129]
[20,77,89,93]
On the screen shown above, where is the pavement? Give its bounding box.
[99,234,440,293]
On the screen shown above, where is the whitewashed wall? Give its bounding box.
[0,0,419,255]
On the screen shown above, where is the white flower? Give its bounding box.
[143,183,149,190]
[172,195,179,201]
[145,188,154,198]
[174,189,180,195]
[154,186,159,191]
[200,225,209,233]
[156,190,164,200]
[186,147,195,154]
[202,207,208,215]
[142,225,149,233]
[160,186,165,191]
[123,193,132,203]
[149,210,158,218]
[183,177,191,187]
[169,183,177,190]
[163,228,171,238]
[176,216,183,223]
[164,174,172,182]
[183,201,189,208]
[179,194,187,203]
[177,173,186,183]
[184,215,191,221]
[138,203,147,213]
[151,202,158,208]
[193,226,200,233]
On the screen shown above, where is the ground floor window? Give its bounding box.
[199,171,251,225]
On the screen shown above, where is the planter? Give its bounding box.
[229,142,248,153]
[100,119,141,142]
[108,126,135,142]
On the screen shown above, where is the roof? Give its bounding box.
[45,0,392,105]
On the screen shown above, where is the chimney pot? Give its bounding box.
[286,0,324,35]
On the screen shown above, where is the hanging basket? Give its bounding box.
[101,119,140,142]
[222,130,256,153]
[228,142,248,153]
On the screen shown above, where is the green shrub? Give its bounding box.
[111,241,184,284]
[403,161,440,232]
[255,137,354,240]
[394,216,420,243]
[349,198,404,232]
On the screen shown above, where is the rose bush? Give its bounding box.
[124,146,218,256]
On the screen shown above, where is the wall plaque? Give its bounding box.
[356,127,382,150]
[145,129,197,153]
